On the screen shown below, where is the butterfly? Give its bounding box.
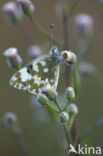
[9,47,73,95]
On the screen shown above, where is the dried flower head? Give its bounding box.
[74,14,94,37]
[3,48,22,69]
[2,1,22,24]
[61,50,75,65]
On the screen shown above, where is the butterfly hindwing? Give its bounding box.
[9,54,60,95]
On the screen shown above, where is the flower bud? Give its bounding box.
[3,112,20,134]
[3,48,22,69]
[42,85,58,101]
[37,93,49,105]
[65,87,75,101]
[74,14,94,37]
[79,61,97,78]
[27,45,42,61]
[67,103,78,116]
[2,2,22,24]
[17,0,34,16]
[58,112,69,123]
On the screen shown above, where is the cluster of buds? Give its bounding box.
[27,45,42,61]
[58,87,78,124]
[74,13,94,37]
[2,112,21,135]
[2,2,22,24]
[3,47,22,69]
[17,0,35,17]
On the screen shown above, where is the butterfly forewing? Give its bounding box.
[9,54,60,95]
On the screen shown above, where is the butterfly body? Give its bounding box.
[10,47,73,95]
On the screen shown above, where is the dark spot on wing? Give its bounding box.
[27,64,33,73]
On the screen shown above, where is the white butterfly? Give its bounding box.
[9,47,73,95]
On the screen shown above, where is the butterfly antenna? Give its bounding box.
[49,24,55,47]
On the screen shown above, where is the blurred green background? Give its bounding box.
[0,0,103,155]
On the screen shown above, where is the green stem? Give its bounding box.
[67,0,79,19]
[29,16,63,47]
[47,101,59,113]
[68,115,75,133]
[54,99,70,146]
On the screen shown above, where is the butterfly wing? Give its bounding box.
[9,54,60,95]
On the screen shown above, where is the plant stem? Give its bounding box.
[67,0,79,19]
[61,0,79,146]
[54,99,70,146]
[15,135,29,156]
[29,16,63,47]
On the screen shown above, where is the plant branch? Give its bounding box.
[54,99,70,146]
[29,16,63,47]
[15,135,29,156]
[67,0,79,19]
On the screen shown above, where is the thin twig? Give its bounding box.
[54,99,70,146]
[29,16,63,47]
[15,135,29,156]
[67,0,79,19]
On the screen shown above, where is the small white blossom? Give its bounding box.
[74,14,94,37]
[2,1,22,23]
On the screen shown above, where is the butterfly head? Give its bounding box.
[60,50,74,65]
[50,46,61,64]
